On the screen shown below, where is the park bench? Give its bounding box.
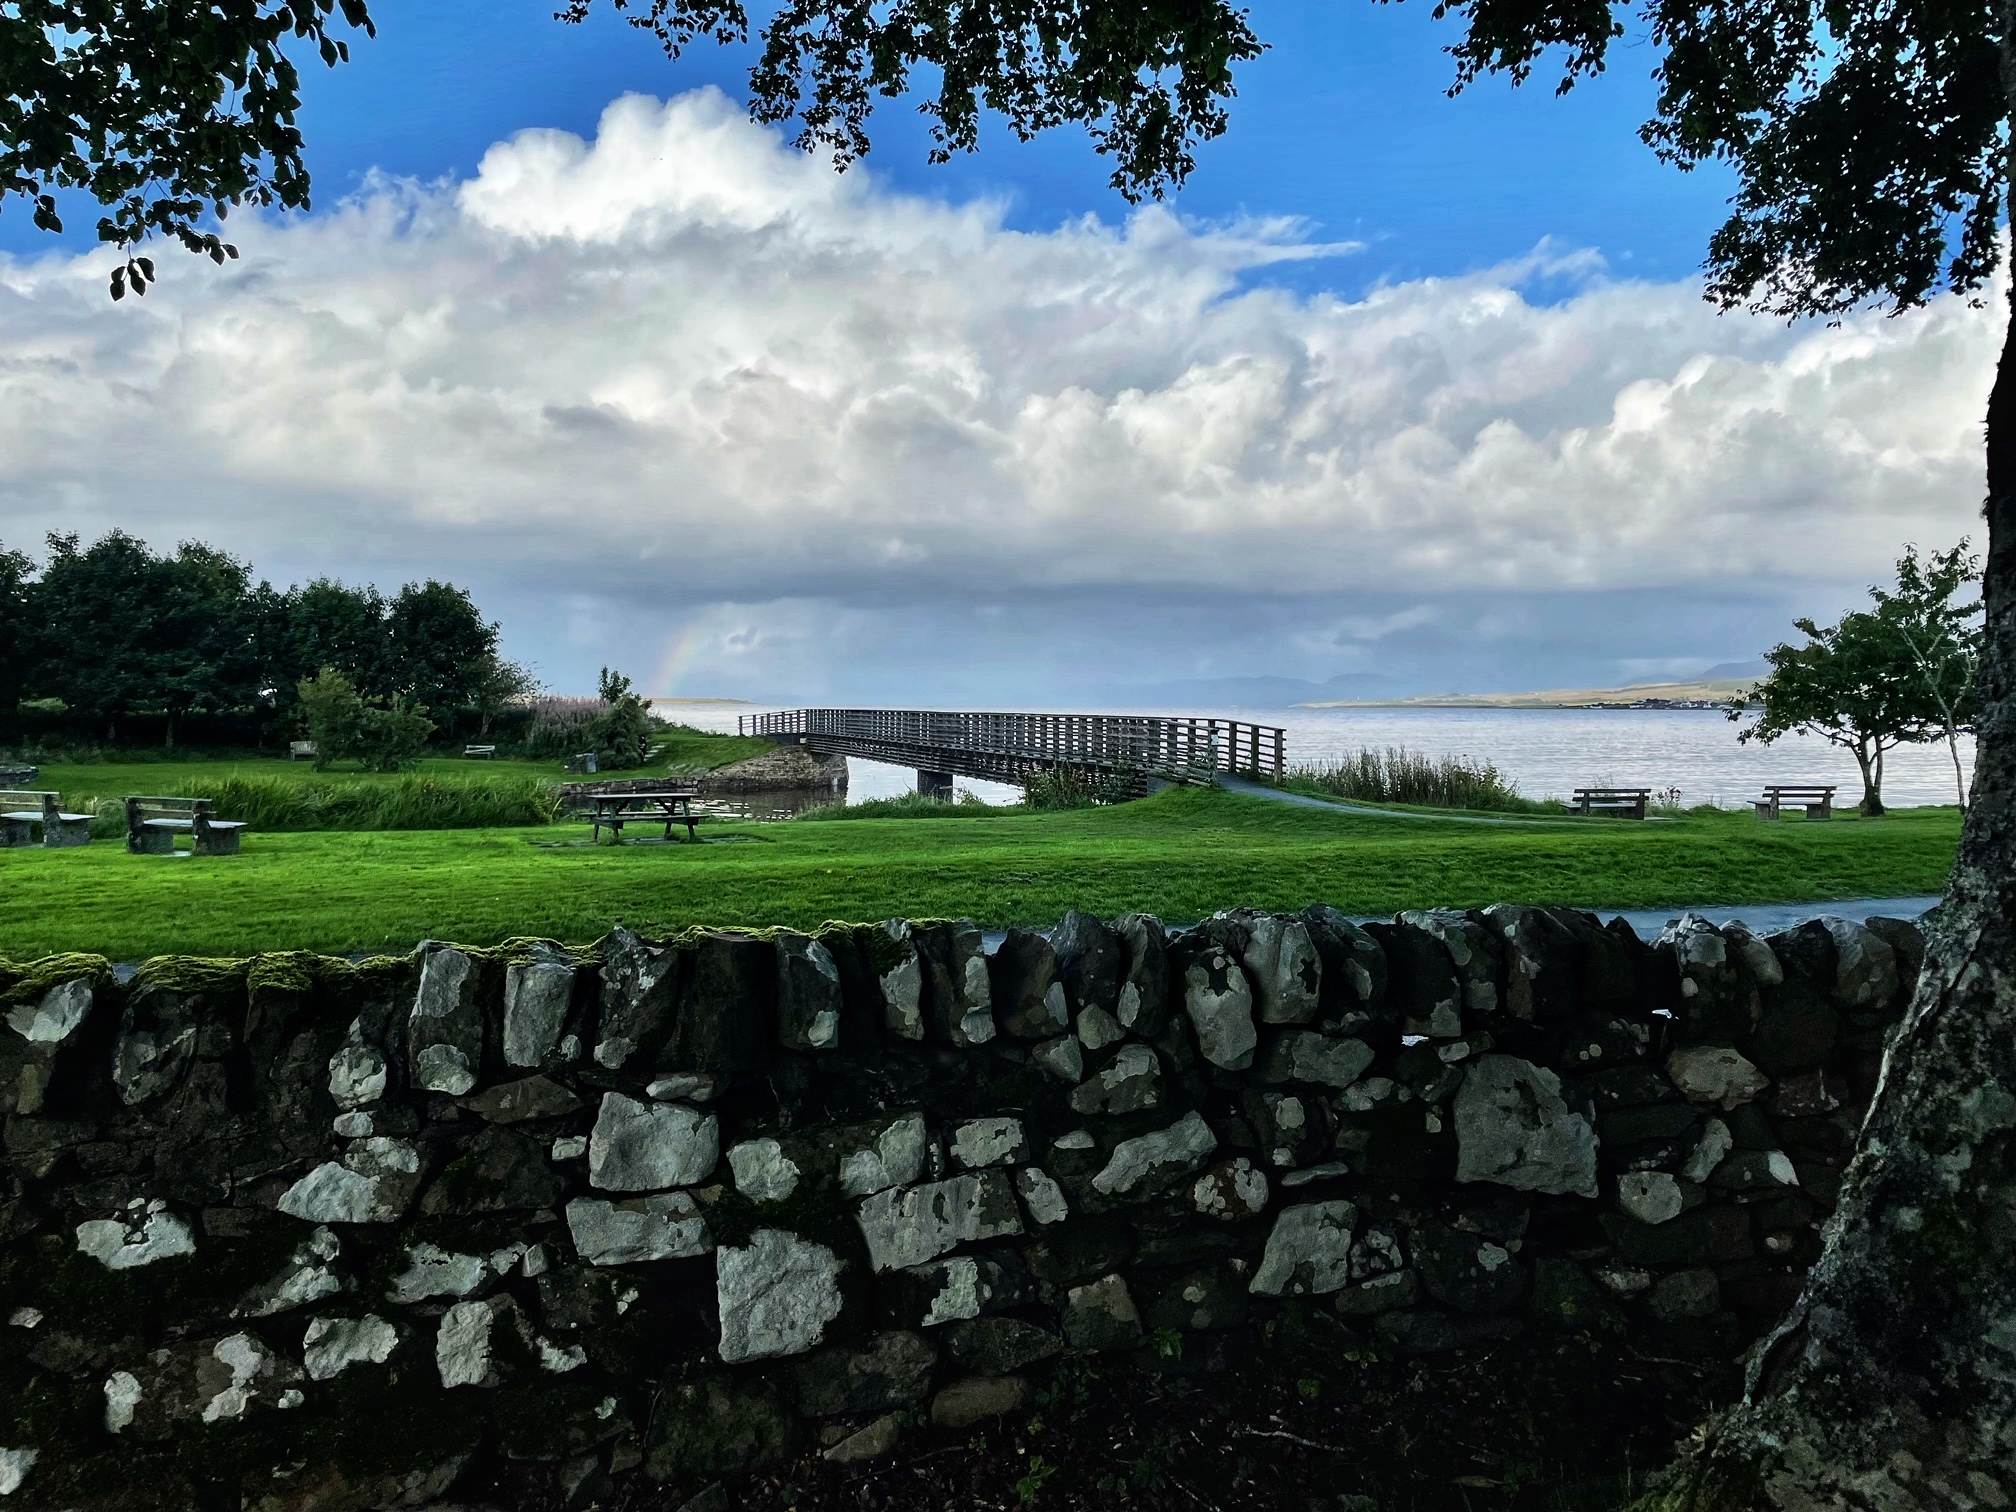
[1754,784,1836,820]
[124,796,249,856]
[1572,787,1652,819]
[0,791,93,848]
[581,789,702,843]
[289,741,317,761]
[464,744,497,758]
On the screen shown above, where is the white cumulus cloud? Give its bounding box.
[0,86,1992,696]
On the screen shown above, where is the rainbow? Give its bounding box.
[649,620,712,699]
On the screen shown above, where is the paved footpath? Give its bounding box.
[1212,774,1939,931]
[1214,772,1566,826]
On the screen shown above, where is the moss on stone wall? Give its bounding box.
[0,953,112,1006]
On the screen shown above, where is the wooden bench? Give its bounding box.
[0,791,93,848]
[1573,787,1652,819]
[1754,784,1836,820]
[582,789,702,843]
[288,740,317,761]
[464,744,497,758]
[124,796,249,856]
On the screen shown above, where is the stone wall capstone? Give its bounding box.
[0,904,1920,1509]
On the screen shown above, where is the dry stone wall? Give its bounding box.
[0,903,1921,1509]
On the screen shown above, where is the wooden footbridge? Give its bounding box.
[737,708,1286,797]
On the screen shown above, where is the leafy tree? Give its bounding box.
[276,578,393,700]
[560,0,1262,201]
[466,652,542,737]
[1732,610,1936,815]
[29,531,145,736]
[296,666,432,770]
[28,531,261,746]
[1,0,376,297]
[0,541,32,737]
[351,695,433,771]
[295,666,364,771]
[384,581,497,729]
[587,666,654,769]
[1871,541,1983,808]
[146,540,261,747]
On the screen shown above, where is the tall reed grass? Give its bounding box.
[518,698,606,760]
[74,774,563,836]
[1288,747,1534,811]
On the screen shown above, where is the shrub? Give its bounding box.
[586,668,654,770]
[517,697,605,761]
[1289,747,1530,811]
[1022,766,1139,809]
[298,668,434,772]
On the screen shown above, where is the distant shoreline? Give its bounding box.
[1299,677,1754,711]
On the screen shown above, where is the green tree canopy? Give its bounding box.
[1871,540,1984,806]
[5,532,514,750]
[0,540,31,735]
[277,577,394,699]
[1732,607,1942,814]
[29,530,264,742]
[588,665,654,769]
[466,652,542,737]
[1,0,376,296]
[384,580,498,718]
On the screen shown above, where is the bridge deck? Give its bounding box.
[737,709,1285,787]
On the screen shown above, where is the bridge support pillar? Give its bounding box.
[917,769,955,802]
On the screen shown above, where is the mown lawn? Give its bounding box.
[0,786,1960,960]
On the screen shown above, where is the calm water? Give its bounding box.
[668,704,1975,809]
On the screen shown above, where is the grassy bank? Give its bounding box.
[656,723,775,770]
[33,757,568,834]
[0,786,1960,959]
[26,741,774,834]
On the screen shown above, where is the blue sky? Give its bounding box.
[7,0,1737,292]
[0,3,1987,703]
[314,0,1741,292]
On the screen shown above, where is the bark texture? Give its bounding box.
[1648,245,2016,1512]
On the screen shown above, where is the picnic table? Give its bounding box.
[124,796,249,856]
[582,789,703,843]
[0,790,93,848]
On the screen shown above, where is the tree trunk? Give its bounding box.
[1647,215,2016,1511]
[1949,723,1970,809]
[1852,740,1884,816]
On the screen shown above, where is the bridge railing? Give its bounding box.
[737,708,1285,781]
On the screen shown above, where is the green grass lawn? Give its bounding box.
[655,725,775,770]
[0,786,1960,960]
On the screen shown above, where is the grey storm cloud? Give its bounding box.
[0,87,1992,698]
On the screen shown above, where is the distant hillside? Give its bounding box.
[1125,672,1401,708]
[1302,677,1756,709]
